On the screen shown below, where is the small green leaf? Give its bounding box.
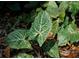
[70,32,79,43]
[52,19,59,36]
[61,17,69,28]
[5,29,32,49]
[46,2,59,18]
[59,2,68,20]
[48,1,58,8]
[59,1,68,11]
[58,28,69,46]
[59,11,65,21]
[16,53,33,58]
[69,2,79,15]
[36,8,42,12]
[67,20,77,33]
[47,42,59,58]
[29,11,52,46]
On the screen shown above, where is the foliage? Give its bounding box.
[5,1,79,58]
[5,29,32,49]
[29,10,52,46]
[15,53,33,58]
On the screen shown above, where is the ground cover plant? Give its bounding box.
[0,1,79,58]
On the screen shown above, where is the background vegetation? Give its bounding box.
[0,1,79,58]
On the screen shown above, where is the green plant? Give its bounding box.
[5,1,79,58]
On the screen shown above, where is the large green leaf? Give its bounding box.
[46,2,59,18]
[58,20,79,46]
[66,21,79,43]
[58,20,73,46]
[5,29,32,49]
[29,11,52,46]
[15,53,33,58]
[47,42,59,58]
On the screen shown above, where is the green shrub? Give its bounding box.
[5,1,79,58]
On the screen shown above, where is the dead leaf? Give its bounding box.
[3,47,10,58]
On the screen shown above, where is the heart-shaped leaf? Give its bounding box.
[29,11,52,46]
[46,2,59,18]
[5,29,32,49]
[58,20,79,46]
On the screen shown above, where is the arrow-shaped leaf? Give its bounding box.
[29,11,52,46]
[58,20,79,46]
[5,29,32,49]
